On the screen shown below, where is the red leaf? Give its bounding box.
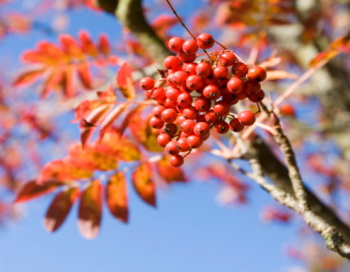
[106,172,128,223]
[132,163,156,207]
[78,179,102,239]
[44,186,80,232]
[99,103,128,136]
[13,69,45,86]
[156,156,186,184]
[98,34,110,55]
[79,30,98,56]
[116,62,135,101]
[310,50,339,67]
[62,64,75,98]
[14,180,62,204]
[59,34,83,59]
[77,61,93,89]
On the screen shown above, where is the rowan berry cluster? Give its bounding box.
[139,33,267,167]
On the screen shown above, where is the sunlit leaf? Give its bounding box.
[13,69,45,86]
[99,103,129,136]
[44,186,80,232]
[106,172,128,223]
[310,50,339,67]
[78,179,102,239]
[14,180,62,203]
[266,70,297,81]
[116,62,135,101]
[132,163,156,207]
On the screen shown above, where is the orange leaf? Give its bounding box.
[14,180,62,203]
[106,172,128,223]
[44,186,80,232]
[100,103,128,136]
[309,50,339,67]
[78,179,102,239]
[96,129,141,161]
[13,69,45,87]
[79,30,98,56]
[98,34,110,55]
[59,34,84,59]
[116,62,135,101]
[38,159,94,183]
[132,163,156,207]
[156,156,186,184]
[266,70,297,81]
[77,61,93,89]
[62,64,75,98]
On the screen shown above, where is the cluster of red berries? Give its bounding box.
[139,33,267,167]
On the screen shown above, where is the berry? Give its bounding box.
[165,86,181,100]
[229,118,244,132]
[150,116,164,129]
[186,75,204,91]
[157,133,171,147]
[196,33,214,49]
[227,77,244,94]
[168,37,184,52]
[248,90,265,102]
[193,122,210,137]
[203,84,221,100]
[162,123,178,136]
[164,98,177,109]
[152,105,166,118]
[231,62,248,77]
[165,141,179,155]
[214,121,229,134]
[177,92,193,107]
[247,66,267,82]
[170,154,184,167]
[182,106,198,119]
[176,137,191,152]
[204,110,219,124]
[180,119,196,134]
[178,51,197,63]
[182,39,199,54]
[280,104,295,117]
[238,110,256,126]
[151,87,166,103]
[194,96,211,112]
[243,80,261,95]
[163,56,181,70]
[213,101,230,116]
[196,62,212,77]
[161,108,177,123]
[183,63,197,75]
[213,65,228,79]
[139,77,154,90]
[172,71,188,86]
[187,135,203,148]
[219,51,236,66]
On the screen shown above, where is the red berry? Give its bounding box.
[152,105,166,118]
[231,62,248,77]
[183,63,197,75]
[229,118,244,132]
[182,39,199,54]
[219,51,236,66]
[248,90,265,102]
[150,116,164,129]
[280,104,295,117]
[203,84,221,100]
[168,37,184,52]
[213,121,229,134]
[182,107,198,119]
[193,122,210,137]
[178,51,197,63]
[177,92,193,107]
[139,76,154,90]
[165,141,179,155]
[163,55,181,70]
[238,110,256,126]
[145,90,153,99]
[213,101,230,116]
[204,110,219,124]
[176,137,191,152]
[162,123,178,136]
[247,66,267,82]
[196,33,214,49]
[164,98,177,109]
[180,119,196,134]
[170,154,184,167]
[227,77,244,94]
[196,62,212,77]
[151,88,166,103]
[161,108,178,123]
[157,133,171,147]
[213,65,228,79]
[194,96,211,112]
[221,92,239,105]
[187,135,203,148]
[165,86,181,100]
[176,115,187,126]
[186,75,204,91]
[243,80,261,95]
[172,71,188,86]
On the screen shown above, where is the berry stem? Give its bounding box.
[214,40,227,50]
[164,0,212,61]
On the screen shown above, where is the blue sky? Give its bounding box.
[0,1,305,271]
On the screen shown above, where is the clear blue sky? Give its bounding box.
[0,1,303,271]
